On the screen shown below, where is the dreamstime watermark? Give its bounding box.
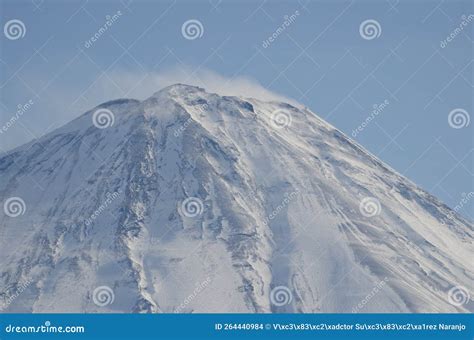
[447,285,471,307]
[84,11,123,48]
[440,14,474,49]
[271,109,292,129]
[0,279,32,311]
[173,104,208,137]
[5,321,85,334]
[174,277,211,312]
[179,197,204,218]
[92,108,115,129]
[264,190,299,226]
[359,197,381,217]
[92,286,115,307]
[0,99,34,134]
[3,197,26,217]
[352,277,389,313]
[270,285,293,307]
[448,108,470,129]
[351,100,389,138]
[359,19,381,40]
[174,118,193,138]
[262,10,300,48]
[84,190,121,226]
[181,19,204,40]
[443,191,473,225]
[4,19,26,40]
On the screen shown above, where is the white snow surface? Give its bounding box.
[0,84,472,313]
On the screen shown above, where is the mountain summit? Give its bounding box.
[1,84,472,313]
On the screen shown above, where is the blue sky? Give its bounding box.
[0,0,472,218]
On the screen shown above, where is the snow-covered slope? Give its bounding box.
[0,84,472,313]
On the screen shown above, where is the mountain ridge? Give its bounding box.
[0,84,472,313]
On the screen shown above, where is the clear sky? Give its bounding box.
[0,0,472,219]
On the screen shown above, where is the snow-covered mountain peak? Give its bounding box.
[148,83,206,101]
[0,85,472,313]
